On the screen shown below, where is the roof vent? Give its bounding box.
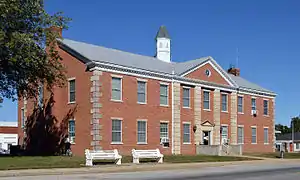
[227,64,240,76]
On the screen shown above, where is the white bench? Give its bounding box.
[131,149,163,164]
[85,149,122,166]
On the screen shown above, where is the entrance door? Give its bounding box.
[203,131,211,145]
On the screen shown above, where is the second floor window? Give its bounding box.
[183,88,190,108]
[137,81,146,103]
[203,91,210,110]
[38,84,43,107]
[251,98,256,111]
[111,77,122,101]
[221,94,228,112]
[263,100,269,115]
[160,84,168,106]
[238,96,243,113]
[68,79,76,103]
[21,109,25,128]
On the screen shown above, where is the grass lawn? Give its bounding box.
[0,155,256,170]
[244,152,300,159]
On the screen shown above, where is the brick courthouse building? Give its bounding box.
[18,26,276,156]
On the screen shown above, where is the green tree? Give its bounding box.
[0,0,70,103]
[291,116,300,133]
[275,124,291,134]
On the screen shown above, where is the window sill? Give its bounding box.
[263,115,270,117]
[137,142,148,145]
[111,142,123,145]
[251,143,257,145]
[183,142,191,145]
[68,102,76,105]
[238,112,244,115]
[264,143,269,145]
[137,102,147,105]
[203,109,211,112]
[70,142,76,145]
[183,106,191,109]
[160,104,169,107]
[111,99,123,103]
[221,111,229,113]
[237,143,244,145]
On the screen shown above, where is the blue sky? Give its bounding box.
[1,0,299,125]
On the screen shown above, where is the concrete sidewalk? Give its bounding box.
[0,158,297,178]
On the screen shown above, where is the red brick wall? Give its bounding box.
[237,94,274,152]
[185,63,230,86]
[100,72,172,155]
[0,126,18,134]
[180,86,195,154]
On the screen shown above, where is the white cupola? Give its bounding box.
[155,25,171,63]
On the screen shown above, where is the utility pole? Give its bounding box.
[292,117,294,152]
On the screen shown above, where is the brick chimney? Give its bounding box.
[227,65,240,76]
[48,26,62,38]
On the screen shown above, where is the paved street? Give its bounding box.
[1,161,299,180]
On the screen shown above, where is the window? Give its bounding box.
[137,121,147,144]
[137,81,146,103]
[160,122,168,140]
[160,84,168,106]
[111,77,122,101]
[238,96,243,113]
[263,100,269,115]
[251,98,256,111]
[68,120,75,143]
[112,119,122,143]
[221,126,228,140]
[21,109,25,128]
[203,91,210,110]
[237,127,244,144]
[38,84,43,107]
[221,94,228,112]
[251,127,257,144]
[183,123,191,143]
[296,143,300,149]
[183,88,190,108]
[264,128,269,144]
[68,79,76,103]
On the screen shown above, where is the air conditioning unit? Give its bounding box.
[160,137,169,144]
[251,110,258,116]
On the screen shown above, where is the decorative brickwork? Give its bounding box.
[173,82,181,154]
[194,86,202,144]
[213,89,220,145]
[230,92,237,145]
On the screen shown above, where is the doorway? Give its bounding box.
[203,131,211,145]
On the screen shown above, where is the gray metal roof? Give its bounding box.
[156,26,171,39]
[59,38,274,94]
[276,132,300,141]
[228,74,274,93]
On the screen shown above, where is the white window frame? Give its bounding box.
[183,87,191,108]
[183,122,191,144]
[111,118,123,144]
[68,119,75,144]
[111,75,123,102]
[160,82,169,106]
[264,127,269,144]
[68,78,76,103]
[237,125,244,144]
[160,121,169,140]
[137,120,147,144]
[263,99,269,116]
[251,97,257,111]
[221,93,228,112]
[251,126,257,144]
[237,95,244,114]
[221,125,229,140]
[137,79,147,104]
[203,90,210,111]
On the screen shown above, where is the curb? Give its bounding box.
[0,159,295,177]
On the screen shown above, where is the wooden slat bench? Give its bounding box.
[131,149,163,164]
[85,149,122,166]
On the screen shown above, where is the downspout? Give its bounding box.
[171,70,175,154]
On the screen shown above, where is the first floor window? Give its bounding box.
[160,122,168,140]
[221,126,228,140]
[296,143,300,149]
[264,128,269,144]
[21,109,25,128]
[38,84,44,107]
[251,127,257,144]
[112,119,122,143]
[237,127,244,144]
[137,121,147,143]
[68,120,75,143]
[183,123,191,143]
